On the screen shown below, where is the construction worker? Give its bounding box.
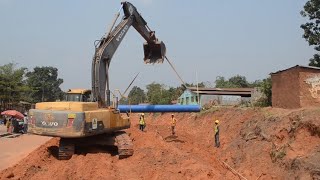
[214,120,220,148]
[171,114,177,135]
[139,113,145,131]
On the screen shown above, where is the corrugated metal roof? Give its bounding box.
[187,87,254,92]
[270,65,320,75]
[186,87,253,97]
[193,91,252,97]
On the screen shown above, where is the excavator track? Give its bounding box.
[58,138,75,160]
[115,132,133,159]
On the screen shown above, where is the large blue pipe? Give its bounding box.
[118,105,200,113]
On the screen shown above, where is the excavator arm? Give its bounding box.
[92,1,166,107]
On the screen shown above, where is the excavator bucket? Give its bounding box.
[143,41,166,64]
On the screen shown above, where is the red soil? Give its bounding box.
[1,107,320,180]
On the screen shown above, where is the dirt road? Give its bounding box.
[0,126,51,171]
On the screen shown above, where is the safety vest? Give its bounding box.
[214,125,219,134]
[171,118,176,126]
[139,116,145,125]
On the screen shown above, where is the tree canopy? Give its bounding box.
[0,63,30,108]
[146,83,166,104]
[127,86,146,104]
[260,77,272,106]
[301,0,320,66]
[185,82,205,88]
[215,75,250,88]
[26,66,64,102]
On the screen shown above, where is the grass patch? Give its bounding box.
[270,144,287,163]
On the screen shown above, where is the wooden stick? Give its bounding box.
[256,173,264,180]
[218,159,248,180]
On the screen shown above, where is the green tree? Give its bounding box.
[252,77,272,107]
[0,63,31,109]
[229,75,249,88]
[260,77,272,106]
[158,87,172,104]
[26,66,64,102]
[215,76,231,88]
[146,82,177,104]
[170,86,184,102]
[215,75,250,88]
[185,82,205,88]
[249,80,263,88]
[146,82,163,104]
[127,86,146,104]
[301,0,320,66]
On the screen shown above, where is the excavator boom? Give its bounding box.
[92,1,166,107]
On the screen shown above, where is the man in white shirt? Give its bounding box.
[23,112,28,133]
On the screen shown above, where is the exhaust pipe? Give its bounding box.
[143,41,166,64]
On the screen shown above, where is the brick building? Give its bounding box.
[271,65,320,109]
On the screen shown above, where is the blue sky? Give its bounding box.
[0,0,314,92]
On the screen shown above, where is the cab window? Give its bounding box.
[65,94,81,102]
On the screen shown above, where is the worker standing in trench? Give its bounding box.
[139,113,146,132]
[171,114,177,135]
[214,120,220,148]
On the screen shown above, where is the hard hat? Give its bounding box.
[215,120,219,124]
[171,114,174,116]
[141,113,145,116]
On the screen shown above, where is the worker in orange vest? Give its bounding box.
[171,114,177,135]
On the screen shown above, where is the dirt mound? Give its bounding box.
[197,107,320,179]
[1,107,320,179]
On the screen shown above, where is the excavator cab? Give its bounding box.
[65,89,92,102]
[143,41,166,64]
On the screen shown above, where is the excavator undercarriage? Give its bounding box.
[58,131,133,160]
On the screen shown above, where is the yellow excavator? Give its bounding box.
[27,1,166,160]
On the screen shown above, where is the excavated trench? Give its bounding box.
[1,107,320,180]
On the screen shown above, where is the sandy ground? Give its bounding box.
[0,107,319,179]
[0,126,51,171]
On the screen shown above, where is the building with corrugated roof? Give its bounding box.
[271,65,320,109]
[177,87,256,106]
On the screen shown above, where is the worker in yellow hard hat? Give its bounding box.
[214,119,220,148]
[139,113,146,132]
[171,114,177,136]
